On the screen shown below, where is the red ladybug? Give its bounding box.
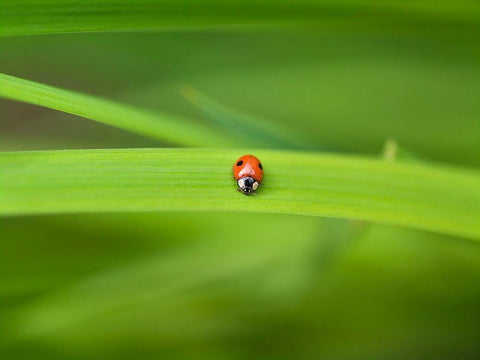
[233,154,264,195]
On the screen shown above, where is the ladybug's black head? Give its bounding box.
[237,177,259,195]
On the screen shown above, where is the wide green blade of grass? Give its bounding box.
[1,148,479,240]
[1,0,479,37]
[0,73,232,147]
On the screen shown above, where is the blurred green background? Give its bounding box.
[1,2,480,359]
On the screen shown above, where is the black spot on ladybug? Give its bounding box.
[237,160,244,166]
[258,163,263,170]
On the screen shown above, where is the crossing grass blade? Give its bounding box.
[1,148,479,240]
[0,73,232,147]
[181,86,316,150]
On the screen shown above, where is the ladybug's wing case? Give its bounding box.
[237,162,256,179]
[233,155,264,183]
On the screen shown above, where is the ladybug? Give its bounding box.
[233,154,264,195]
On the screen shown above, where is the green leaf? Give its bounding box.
[0,73,232,147]
[1,148,479,240]
[2,0,479,37]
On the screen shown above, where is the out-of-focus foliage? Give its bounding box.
[1,0,480,359]
[1,30,479,164]
[2,0,479,37]
[2,213,480,359]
